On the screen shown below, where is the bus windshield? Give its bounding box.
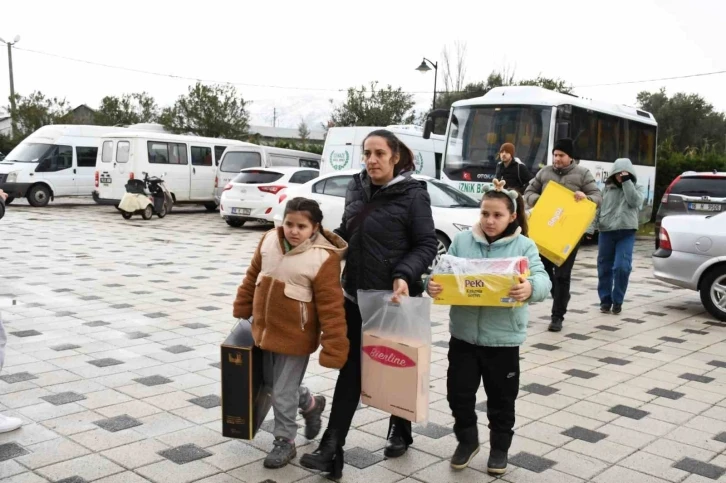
[444,105,552,182]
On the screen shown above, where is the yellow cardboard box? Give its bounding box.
[529,181,597,266]
[432,256,530,307]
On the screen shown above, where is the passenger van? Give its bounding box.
[320,125,445,179]
[214,146,321,204]
[0,125,129,207]
[94,132,250,209]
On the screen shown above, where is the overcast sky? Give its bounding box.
[1,0,724,128]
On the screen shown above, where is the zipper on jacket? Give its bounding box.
[261,282,275,345]
[300,301,308,331]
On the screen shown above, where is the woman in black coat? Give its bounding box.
[300,130,438,478]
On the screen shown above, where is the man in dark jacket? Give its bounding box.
[493,143,533,194]
[524,138,603,332]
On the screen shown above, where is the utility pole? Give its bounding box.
[0,35,21,136]
[273,108,276,127]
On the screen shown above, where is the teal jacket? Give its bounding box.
[429,224,551,347]
[597,158,644,232]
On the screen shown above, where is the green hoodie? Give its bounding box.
[597,158,645,232]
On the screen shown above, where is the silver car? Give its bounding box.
[653,211,726,321]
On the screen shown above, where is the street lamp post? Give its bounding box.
[415,57,438,110]
[0,35,21,135]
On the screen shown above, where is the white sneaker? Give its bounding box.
[0,413,22,433]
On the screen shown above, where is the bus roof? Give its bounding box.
[99,130,256,146]
[452,86,657,126]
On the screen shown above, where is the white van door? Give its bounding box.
[97,139,132,202]
[75,146,99,196]
[190,145,216,200]
[146,141,191,201]
[34,145,75,197]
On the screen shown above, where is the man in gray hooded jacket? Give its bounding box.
[524,138,603,332]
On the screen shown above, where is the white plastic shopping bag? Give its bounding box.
[357,290,431,423]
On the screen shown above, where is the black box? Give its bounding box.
[221,319,272,440]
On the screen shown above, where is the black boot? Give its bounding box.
[488,431,513,475]
[384,419,411,458]
[299,429,344,479]
[548,316,563,332]
[450,426,480,470]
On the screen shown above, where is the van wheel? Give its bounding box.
[700,266,726,322]
[226,219,246,228]
[4,197,14,205]
[121,211,133,220]
[142,205,153,220]
[28,185,51,207]
[205,202,218,212]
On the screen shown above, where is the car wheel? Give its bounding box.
[204,202,218,212]
[4,197,14,205]
[142,205,153,220]
[0,201,5,220]
[157,204,167,218]
[121,211,133,220]
[700,266,726,322]
[226,219,246,228]
[27,184,51,207]
[428,233,450,272]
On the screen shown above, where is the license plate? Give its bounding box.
[232,208,251,215]
[100,176,112,184]
[689,203,722,212]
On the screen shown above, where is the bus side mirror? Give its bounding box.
[423,109,450,139]
[556,122,570,140]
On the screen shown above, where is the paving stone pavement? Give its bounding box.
[2,201,726,482]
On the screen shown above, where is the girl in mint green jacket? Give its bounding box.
[427,183,550,476]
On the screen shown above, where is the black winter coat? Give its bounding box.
[334,170,438,300]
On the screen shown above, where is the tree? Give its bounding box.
[441,41,468,94]
[297,119,311,143]
[637,88,726,154]
[7,91,70,139]
[95,92,159,126]
[329,82,416,127]
[160,82,250,140]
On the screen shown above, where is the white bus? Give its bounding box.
[425,86,658,223]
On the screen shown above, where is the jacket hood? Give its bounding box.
[472,222,522,247]
[357,169,421,199]
[610,158,637,179]
[276,228,348,257]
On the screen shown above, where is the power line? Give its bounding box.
[574,70,726,88]
[12,44,726,94]
[13,45,347,93]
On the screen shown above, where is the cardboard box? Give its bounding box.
[221,320,272,440]
[528,181,597,266]
[361,332,430,423]
[433,257,529,307]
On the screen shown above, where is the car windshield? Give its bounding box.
[4,143,54,163]
[426,180,480,208]
[233,171,284,184]
[220,151,262,172]
[672,177,726,198]
[444,105,552,182]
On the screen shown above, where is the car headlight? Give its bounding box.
[7,171,19,183]
[453,223,471,231]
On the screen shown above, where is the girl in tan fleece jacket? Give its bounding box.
[233,197,349,469]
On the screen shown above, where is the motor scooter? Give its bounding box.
[117,172,173,220]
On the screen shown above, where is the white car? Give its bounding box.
[272,169,480,264]
[220,167,319,227]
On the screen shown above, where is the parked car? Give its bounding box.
[652,212,726,321]
[271,169,481,266]
[655,171,726,248]
[219,167,319,227]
